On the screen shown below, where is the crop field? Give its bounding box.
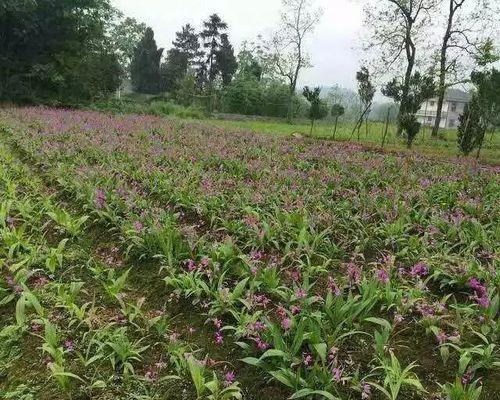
[0,106,499,400]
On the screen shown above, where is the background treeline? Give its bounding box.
[0,0,122,104]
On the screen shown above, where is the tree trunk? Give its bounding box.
[433,0,459,137]
[333,117,338,139]
[310,119,314,135]
[397,23,416,136]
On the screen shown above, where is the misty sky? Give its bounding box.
[111,0,364,90]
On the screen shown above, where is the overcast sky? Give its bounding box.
[111,0,364,90]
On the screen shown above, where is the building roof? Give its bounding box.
[445,88,470,102]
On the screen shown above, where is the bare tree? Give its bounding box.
[431,0,496,137]
[268,0,322,122]
[363,0,436,135]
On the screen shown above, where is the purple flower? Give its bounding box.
[461,369,474,385]
[469,278,489,308]
[64,339,74,352]
[295,289,307,298]
[410,262,428,278]
[327,277,342,296]
[362,383,372,399]
[303,352,313,366]
[332,367,342,382]
[133,220,143,232]
[281,318,292,331]
[346,263,361,284]
[436,330,448,345]
[254,336,270,350]
[94,188,106,209]
[291,305,301,315]
[215,331,223,345]
[224,371,235,387]
[375,269,389,284]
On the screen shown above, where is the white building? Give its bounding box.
[416,88,470,129]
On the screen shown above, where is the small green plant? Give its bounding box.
[369,351,425,400]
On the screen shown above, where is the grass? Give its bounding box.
[207,118,500,165]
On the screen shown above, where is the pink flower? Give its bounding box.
[295,289,307,298]
[186,259,196,272]
[213,318,222,330]
[215,331,223,345]
[375,269,389,284]
[410,262,428,278]
[276,305,287,320]
[461,369,474,385]
[133,220,143,232]
[327,277,341,296]
[94,188,106,209]
[224,371,235,387]
[362,383,372,399]
[64,339,74,352]
[254,337,270,350]
[291,305,301,315]
[303,353,313,366]
[436,330,448,345]
[328,346,339,361]
[281,318,292,331]
[332,367,342,382]
[346,263,361,284]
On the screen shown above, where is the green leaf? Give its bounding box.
[290,389,340,400]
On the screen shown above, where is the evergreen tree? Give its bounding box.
[172,24,202,66]
[200,14,228,84]
[130,27,163,94]
[216,34,238,86]
[161,49,189,92]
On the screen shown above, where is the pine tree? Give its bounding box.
[161,49,189,92]
[130,27,163,94]
[216,34,238,86]
[172,24,202,66]
[200,14,228,84]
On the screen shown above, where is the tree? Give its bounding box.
[457,96,482,155]
[302,86,328,134]
[0,0,120,103]
[172,24,202,66]
[383,71,435,147]
[161,49,189,92]
[351,67,375,138]
[200,14,228,85]
[130,27,163,94]
[216,34,238,86]
[108,14,147,77]
[237,48,263,81]
[457,67,500,157]
[268,0,322,122]
[223,75,263,115]
[364,0,436,135]
[330,104,345,139]
[431,0,495,137]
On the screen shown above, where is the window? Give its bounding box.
[449,119,456,127]
[450,102,457,112]
[427,116,432,122]
[430,101,435,106]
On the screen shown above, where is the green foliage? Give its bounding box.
[216,34,238,86]
[0,0,121,104]
[130,27,163,94]
[400,113,421,148]
[303,86,328,133]
[458,96,483,155]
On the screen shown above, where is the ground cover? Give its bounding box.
[0,106,499,399]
